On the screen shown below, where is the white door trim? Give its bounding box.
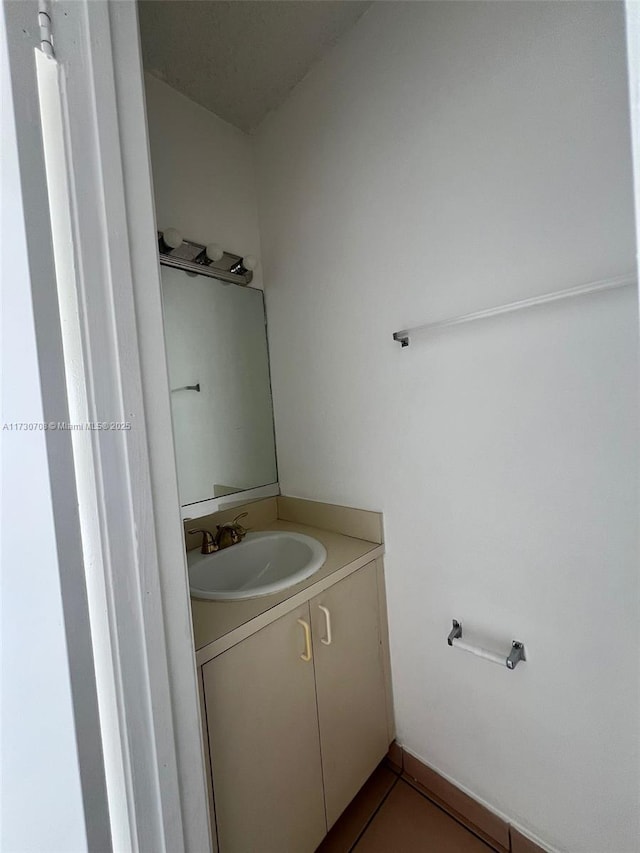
[626,1,640,320]
[104,3,213,849]
[6,1,212,850]
[2,3,111,850]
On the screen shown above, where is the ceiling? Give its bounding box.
[138,1,371,133]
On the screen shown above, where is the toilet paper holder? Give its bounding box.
[447,619,526,670]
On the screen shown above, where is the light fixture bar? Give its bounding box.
[158,231,255,286]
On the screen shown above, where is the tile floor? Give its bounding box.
[318,764,495,853]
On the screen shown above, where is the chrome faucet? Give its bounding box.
[188,513,249,554]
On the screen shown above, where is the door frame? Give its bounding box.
[3,1,211,850]
[627,1,640,322]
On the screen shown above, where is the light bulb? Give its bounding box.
[163,227,182,249]
[206,243,224,262]
[242,255,257,272]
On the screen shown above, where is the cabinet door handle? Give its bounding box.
[318,605,332,646]
[297,618,312,662]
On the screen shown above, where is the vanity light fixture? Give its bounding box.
[160,227,183,250]
[205,243,224,262]
[229,255,258,276]
[157,229,255,286]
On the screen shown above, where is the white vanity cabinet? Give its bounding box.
[201,559,391,853]
[202,602,326,853]
[309,561,390,829]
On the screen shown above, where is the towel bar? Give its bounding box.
[393,274,636,347]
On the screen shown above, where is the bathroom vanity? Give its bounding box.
[187,496,394,853]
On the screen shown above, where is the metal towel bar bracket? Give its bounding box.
[447,619,525,670]
[171,383,200,393]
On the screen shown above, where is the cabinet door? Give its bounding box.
[310,562,390,828]
[202,603,326,853]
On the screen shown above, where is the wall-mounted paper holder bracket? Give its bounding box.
[447,619,525,670]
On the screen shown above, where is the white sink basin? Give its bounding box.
[187,531,327,601]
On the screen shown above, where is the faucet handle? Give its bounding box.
[215,512,249,546]
[187,528,218,554]
[231,512,249,536]
[217,512,248,545]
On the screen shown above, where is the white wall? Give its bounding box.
[144,73,264,288]
[255,3,639,851]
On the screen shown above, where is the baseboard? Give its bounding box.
[388,744,548,853]
[510,825,549,853]
[385,740,403,775]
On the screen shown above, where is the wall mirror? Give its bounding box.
[161,264,278,515]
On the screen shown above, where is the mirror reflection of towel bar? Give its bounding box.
[447,619,525,670]
[171,383,200,393]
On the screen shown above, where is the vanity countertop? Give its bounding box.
[191,516,384,662]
